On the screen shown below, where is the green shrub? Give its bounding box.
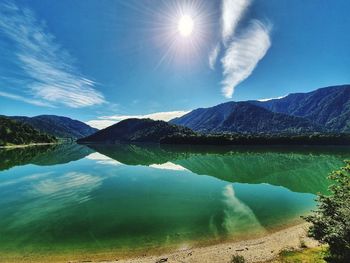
[304,160,350,262]
[230,254,245,263]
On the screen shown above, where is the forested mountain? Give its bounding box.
[171,85,350,134]
[252,85,350,132]
[0,116,56,146]
[170,102,321,134]
[78,118,196,143]
[11,115,97,139]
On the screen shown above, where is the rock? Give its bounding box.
[156,258,168,263]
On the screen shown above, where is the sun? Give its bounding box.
[178,15,194,37]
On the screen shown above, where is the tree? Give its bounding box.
[304,160,350,262]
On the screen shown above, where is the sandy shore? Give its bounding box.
[86,223,318,263]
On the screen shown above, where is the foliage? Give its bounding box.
[303,161,350,262]
[0,116,57,146]
[230,254,245,263]
[161,133,350,145]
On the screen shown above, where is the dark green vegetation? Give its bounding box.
[11,115,97,139]
[77,118,195,143]
[0,116,56,146]
[171,85,350,134]
[304,161,350,263]
[230,254,246,263]
[161,133,350,145]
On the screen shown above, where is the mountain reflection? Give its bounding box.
[1,143,349,194]
[87,143,350,194]
[0,143,93,171]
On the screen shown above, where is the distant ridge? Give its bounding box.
[171,85,350,134]
[252,85,350,133]
[77,118,196,143]
[170,101,322,134]
[11,115,97,139]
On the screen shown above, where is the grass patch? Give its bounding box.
[275,246,327,263]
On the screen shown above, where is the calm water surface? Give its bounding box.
[0,143,349,258]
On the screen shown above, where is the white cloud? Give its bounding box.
[221,0,251,45]
[86,110,190,129]
[0,2,105,108]
[221,20,271,98]
[209,44,220,70]
[209,1,272,99]
[85,120,117,130]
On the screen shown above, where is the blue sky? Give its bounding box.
[0,0,349,128]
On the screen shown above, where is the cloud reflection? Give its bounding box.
[222,184,265,234]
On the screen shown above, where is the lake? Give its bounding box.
[0,143,349,261]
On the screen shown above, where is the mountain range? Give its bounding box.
[10,115,97,139]
[171,85,350,134]
[1,85,349,146]
[252,85,350,132]
[170,101,321,134]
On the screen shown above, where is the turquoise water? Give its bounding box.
[0,143,349,259]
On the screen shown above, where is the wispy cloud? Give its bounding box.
[221,21,271,98]
[209,44,220,70]
[0,1,105,108]
[86,110,190,129]
[221,0,251,45]
[0,91,54,107]
[209,0,271,98]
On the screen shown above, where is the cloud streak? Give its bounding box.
[86,110,190,129]
[221,0,251,45]
[0,91,54,107]
[221,21,271,98]
[209,0,271,98]
[209,44,220,70]
[0,1,105,108]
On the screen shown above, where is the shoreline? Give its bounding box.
[0,223,319,263]
[108,223,319,263]
[0,142,58,149]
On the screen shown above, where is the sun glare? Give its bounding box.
[178,15,194,37]
[148,0,212,67]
